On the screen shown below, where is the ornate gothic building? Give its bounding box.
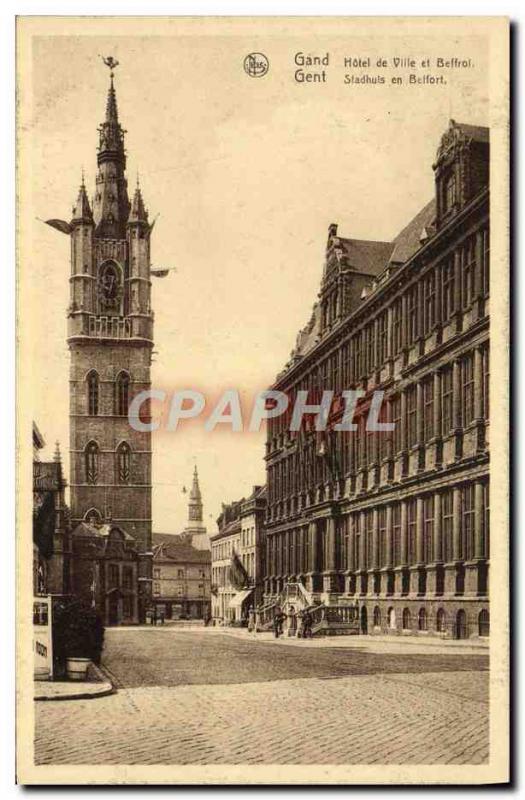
[33,423,70,598]
[68,64,154,625]
[263,120,490,639]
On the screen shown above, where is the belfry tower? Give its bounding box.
[67,59,154,619]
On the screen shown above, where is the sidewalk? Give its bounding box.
[213,626,490,654]
[34,663,114,701]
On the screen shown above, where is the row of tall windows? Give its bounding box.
[86,370,130,416]
[268,481,489,577]
[268,227,490,449]
[344,483,489,571]
[269,346,489,505]
[84,441,132,485]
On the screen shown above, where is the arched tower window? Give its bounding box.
[115,372,130,416]
[87,371,99,416]
[116,442,131,485]
[85,441,99,485]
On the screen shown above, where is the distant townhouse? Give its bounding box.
[211,486,266,624]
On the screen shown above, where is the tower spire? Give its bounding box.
[72,174,93,223]
[105,72,119,125]
[93,56,129,239]
[129,181,149,225]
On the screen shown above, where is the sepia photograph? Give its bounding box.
[16,15,509,785]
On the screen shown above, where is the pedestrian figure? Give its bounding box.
[247,608,255,633]
[302,608,313,639]
[273,607,285,638]
[287,605,297,637]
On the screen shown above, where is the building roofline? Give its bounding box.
[272,186,488,390]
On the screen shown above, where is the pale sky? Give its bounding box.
[26,26,489,534]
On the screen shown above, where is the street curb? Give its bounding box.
[34,684,114,702]
[215,627,490,651]
[34,663,116,702]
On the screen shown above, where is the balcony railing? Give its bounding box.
[89,315,132,339]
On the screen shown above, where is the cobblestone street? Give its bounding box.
[35,628,489,765]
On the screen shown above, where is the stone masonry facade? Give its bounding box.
[263,121,490,640]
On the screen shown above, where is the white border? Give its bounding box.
[3,2,521,797]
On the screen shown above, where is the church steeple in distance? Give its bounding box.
[188,466,203,526]
[184,466,209,550]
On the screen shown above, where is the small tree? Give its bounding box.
[53,599,105,676]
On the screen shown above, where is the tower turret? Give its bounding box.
[72,178,93,223]
[127,181,152,328]
[129,182,149,225]
[69,176,95,317]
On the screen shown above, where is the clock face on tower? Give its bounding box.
[98,261,122,313]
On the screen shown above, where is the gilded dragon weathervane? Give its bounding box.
[101,55,119,76]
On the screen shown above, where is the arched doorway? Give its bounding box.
[360,606,368,634]
[455,609,468,639]
[436,608,447,633]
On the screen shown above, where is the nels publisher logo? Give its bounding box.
[244,53,269,78]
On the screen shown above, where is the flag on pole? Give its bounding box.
[43,219,72,235]
[150,269,170,278]
[229,550,249,590]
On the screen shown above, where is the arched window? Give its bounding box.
[116,442,131,485]
[85,441,99,485]
[388,607,396,630]
[402,608,411,630]
[456,609,468,640]
[418,608,428,631]
[87,371,99,416]
[436,608,447,633]
[478,609,490,637]
[373,606,381,628]
[84,508,102,526]
[115,372,130,416]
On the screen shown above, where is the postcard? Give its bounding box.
[17,15,509,785]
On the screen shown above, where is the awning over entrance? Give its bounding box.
[228,588,253,609]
